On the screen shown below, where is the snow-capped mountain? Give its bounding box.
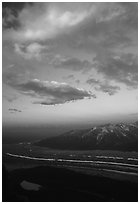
[36,122,138,151]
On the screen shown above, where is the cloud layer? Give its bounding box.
[18,79,96,105]
[86,78,120,95]
[4,74,96,105]
[8,108,22,113]
[51,55,93,71]
[3,3,94,42]
[93,53,138,89]
[14,43,47,60]
[2,2,138,108]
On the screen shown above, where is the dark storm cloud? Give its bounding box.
[8,108,22,113]
[2,7,20,29]
[3,2,27,11]
[2,2,33,29]
[4,77,96,105]
[86,78,120,95]
[93,53,138,89]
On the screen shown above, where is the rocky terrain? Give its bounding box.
[36,121,138,151]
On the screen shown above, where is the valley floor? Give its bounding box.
[2,143,138,202]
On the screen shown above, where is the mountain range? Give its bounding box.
[36,121,138,151]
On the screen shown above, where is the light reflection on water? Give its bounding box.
[20,180,41,191]
[6,153,138,168]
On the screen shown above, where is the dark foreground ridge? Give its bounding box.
[36,121,138,151]
[3,164,138,202]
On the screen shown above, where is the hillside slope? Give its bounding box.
[36,122,138,151]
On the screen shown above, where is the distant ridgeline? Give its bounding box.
[36,122,138,151]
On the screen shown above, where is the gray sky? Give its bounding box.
[2,2,138,127]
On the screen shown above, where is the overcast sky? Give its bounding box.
[2,2,138,127]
